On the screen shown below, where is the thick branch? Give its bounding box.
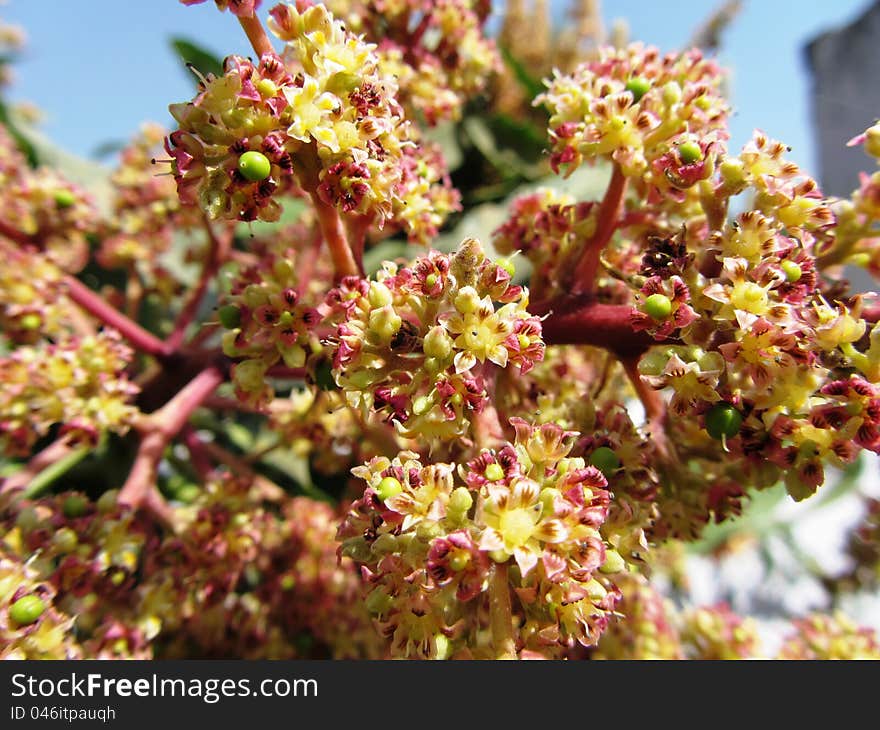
[119,366,224,508]
[64,276,172,358]
[531,295,656,359]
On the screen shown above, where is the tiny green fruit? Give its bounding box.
[375,476,403,501]
[677,140,703,164]
[484,463,505,482]
[19,313,42,331]
[175,484,201,504]
[217,304,241,329]
[53,189,76,208]
[625,76,651,102]
[589,446,621,476]
[9,594,46,625]
[497,258,516,277]
[237,150,272,182]
[62,494,89,519]
[644,293,673,320]
[705,403,743,440]
[781,260,802,283]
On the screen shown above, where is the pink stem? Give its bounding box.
[64,276,172,358]
[119,366,224,508]
[309,191,361,279]
[571,164,627,294]
[238,13,274,58]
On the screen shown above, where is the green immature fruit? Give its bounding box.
[705,403,743,440]
[218,304,241,329]
[62,494,89,519]
[781,260,802,283]
[644,293,673,320]
[9,595,46,626]
[484,463,505,482]
[589,446,621,476]
[237,150,272,182]
[677,141,703,164]
[53,189,76,208]
[375,476,403,501]
[625,76,651,102]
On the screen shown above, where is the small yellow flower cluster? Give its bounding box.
[0,331,139,456]
[0,551,80,659]
[99,123,198,271]
[221,252,322,407]
[0,248,68,344]
[537,43,728,186]
[778,612,880,659]
[327,238,543,442]
[338,419,623,659]
[327,0,500,124]
[0,166,97,273]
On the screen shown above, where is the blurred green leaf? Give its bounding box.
[170,37,224,83]
[487,113,547,162]
[91,139,127,160]
[499,45,546,101]
[0,98,38,167]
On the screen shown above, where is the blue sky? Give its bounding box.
[1,0,874,177]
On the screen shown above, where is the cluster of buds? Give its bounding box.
[220,250,323,406]
[337,418,622,659]
[99,123,199,273]
[0,164,97,274]
[0,246,68,345]
[327,0,500,124]
[492,188,594,299]
[777,612,880,659]
[0,551,80,659]
[0,331,139,456]
[594,572,880,659]
[325,238,543,442]
[537,43,729,191]
[0,478,381,659]
[168,2,461,244]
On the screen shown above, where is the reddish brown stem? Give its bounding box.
[571,164,627,293]
[167,218,231,350]
[198,440,285,502]
[344,213,373,274]
[64,276,172,358]
[310,191,361,279]
[621,357,666,424]
[531,295,656,359]
[0,218,34,247]
[489,563,517,659]
[180,426,216,483]
[238,13,274,58]
[265,365,308,379]
[472,364,504,448]
[119,366,224,508]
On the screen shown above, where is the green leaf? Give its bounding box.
[499,45,546,102]
[170,37,224,84]
[0,98,38,167]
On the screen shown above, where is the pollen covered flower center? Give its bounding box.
[498,507,538,547]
